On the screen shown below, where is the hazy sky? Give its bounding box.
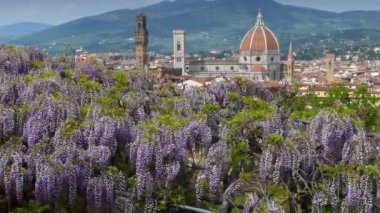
[0,0,379,26]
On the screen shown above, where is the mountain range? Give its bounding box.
[6,0,380,54]
[0,22,52,40]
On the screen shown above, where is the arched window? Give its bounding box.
[271,57,274,62]
[177,41,181,51]
[230,66,234,71]
[216,66,219,71]
[201,66,204,71]
[256,56,261,62]
[138,23,141,32]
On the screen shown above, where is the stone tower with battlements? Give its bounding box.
[134,13,149,70]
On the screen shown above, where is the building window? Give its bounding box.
[201,66,204,71]
[271,57,274,62]
[230,66,234,71]
[177,58,181,62]
[177,42,181,51]
[186,66,189,70]
[256,56,261,62]
[244,56,247,61]
[216,66,219,70]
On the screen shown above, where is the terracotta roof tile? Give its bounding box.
[240,26,279,52]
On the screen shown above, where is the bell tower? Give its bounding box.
[134,13,149,70]
[287,42,295,82]
[173,30,186,75]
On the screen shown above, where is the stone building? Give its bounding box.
[326,53,336,84]
[181,9,289,81]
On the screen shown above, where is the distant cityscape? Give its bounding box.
[72,10,380,97]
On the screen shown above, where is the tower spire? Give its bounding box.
[287,41,296,82]
[288,41,294,60]
[256,9,265,26]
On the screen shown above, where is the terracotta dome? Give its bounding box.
[240,10,279,53]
